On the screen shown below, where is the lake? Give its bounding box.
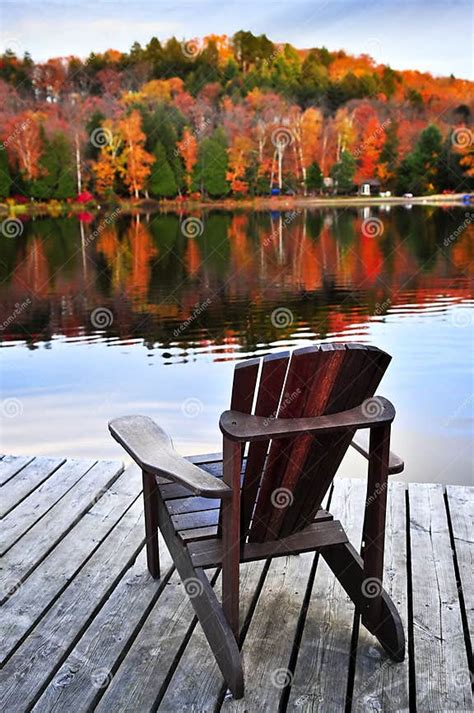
[1,204,473,485]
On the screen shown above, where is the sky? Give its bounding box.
[0,0,472,79]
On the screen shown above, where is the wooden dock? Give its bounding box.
[0,453,472,712]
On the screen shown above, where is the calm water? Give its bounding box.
[1,205,473,485]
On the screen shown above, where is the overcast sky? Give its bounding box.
[1,0,472,79]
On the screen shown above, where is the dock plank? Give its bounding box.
[287,478,365,712]
[0,460,123,599]
[0,465,142,663]
[157,560,266,711]
[409,482,472,712]
[0,451,472,713]
[95,568,217,712]
[0,456,66,518]
[32,540,173,713]
[220,555,315,711]
[0,499,145,711]
[446,485,473,649]
[352,481,410,713]
[0,458,94,553]
[0,455,35,485]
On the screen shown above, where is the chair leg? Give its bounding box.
[322,541,405,661]
[155,487,244,698]
[142,470,160,579]
[361,423,390,627]
[222,438,242,637]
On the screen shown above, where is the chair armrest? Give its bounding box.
[350,434,404,474]
[220,396,395,443]
[109,415,232,499]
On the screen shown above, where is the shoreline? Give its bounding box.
[1,193,472,218]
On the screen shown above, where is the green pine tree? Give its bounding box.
[396,125,443,195]
[305,161,323,193]
[330,151,356,194]
[193,130,229,197]
[29,133,76,200]
[148,141,178,198]
[0,148,12,198]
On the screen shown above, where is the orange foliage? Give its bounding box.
[177,128,198,189]
[204,35,232,64]
[226,136,254,193]
[125,218,158,297]
[118,110,155,198]
[5,111,43,180]
[355,115,387,181]
[185,239,201,276]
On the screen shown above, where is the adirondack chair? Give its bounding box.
[109,343,405,698]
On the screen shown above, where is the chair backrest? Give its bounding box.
[226,343,391,544]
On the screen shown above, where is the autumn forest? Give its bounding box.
[0,30,473,204]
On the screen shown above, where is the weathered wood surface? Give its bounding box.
[1,454,472,712]
[409,483,472,712]
[1,458,94,553]
[286,478,366,712]
[0,456,66,518]
[351,481,410,713]
[0,464,143,662]
[446,485,473,648]
[0,459,123,600]
[0,455,35,485]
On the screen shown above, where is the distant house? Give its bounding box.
[358,178,381,196]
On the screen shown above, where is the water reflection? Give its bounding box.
[1,206,472,357]
[0,206,472,483]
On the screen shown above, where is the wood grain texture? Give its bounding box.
[0,458,94,554]
[32,542,173,713]
[0,464,143,663]
[0,456,66,518]
[352,482,410,713]
[94,568,216,712]
[287,478,365,712]
[188,520,347,568]
[446,485,473,649]
[241,352,289,537]
[220,551,315,712]
[248,346,322,542]
[109,415,231,498]
[0,499,145,710]
[157,560,266,712]
[0,459,122,600]
[1,449,471,713]
[0,455,35,486]
[409,483,472,712]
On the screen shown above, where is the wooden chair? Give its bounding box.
[109,343,405,698]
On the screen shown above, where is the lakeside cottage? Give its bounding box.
[358,178,382,196]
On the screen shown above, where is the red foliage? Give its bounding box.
[76,191,94,204]
[77,211,94,223]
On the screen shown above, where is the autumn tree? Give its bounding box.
[177,128,198,191]
[226,135,254,194]
[92,119,123,196]
[118,110,154,198]
[378,120,399,185]
[450,125,474,186]
[5,111,43,181]
[356,115,387,181]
